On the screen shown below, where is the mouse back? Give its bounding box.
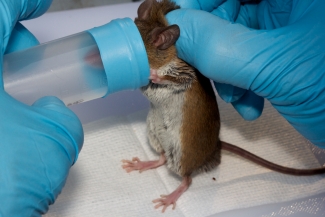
[180,71,221,176]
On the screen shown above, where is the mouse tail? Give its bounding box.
[221,141,325,176]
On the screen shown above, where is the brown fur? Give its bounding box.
[135,0,180,69]
[180,72,221,176]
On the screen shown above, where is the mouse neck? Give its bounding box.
[153,57,195,78]
[145,57,197,94]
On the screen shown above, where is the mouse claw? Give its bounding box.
[132,157,140,162]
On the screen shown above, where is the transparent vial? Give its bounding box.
[3,31,107,106]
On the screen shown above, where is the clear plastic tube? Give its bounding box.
[3,31,107,106]
[3,18,149,106]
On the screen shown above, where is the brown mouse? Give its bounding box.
[122,0,325,213]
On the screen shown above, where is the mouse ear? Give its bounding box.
[137,0,154,20]
[151,25,180,50]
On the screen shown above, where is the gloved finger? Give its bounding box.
[171,0,201,9]
[0,0,52,49]
[212,1,259,118]
[167,9,261,89]
[211,0,241,22]
[171,0,226,11]
[13,0,53,21]
[32,96,84,164]
[213,82,246,103]
[211,1,257,116]
[235,3,259,28]
[256,0,292,29]
[214,82,263,120]
[5,22,39,54]
[230,90,264,121]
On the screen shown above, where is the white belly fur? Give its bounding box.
[141,63,186,175]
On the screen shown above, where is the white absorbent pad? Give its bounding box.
[44,98,325,217]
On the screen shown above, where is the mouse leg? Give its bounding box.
[122,153,166,173]
[152,176,192,213]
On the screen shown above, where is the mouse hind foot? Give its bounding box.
[152,176,192,213]
[122,153,166,173]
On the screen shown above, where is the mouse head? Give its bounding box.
[135,0,180,69]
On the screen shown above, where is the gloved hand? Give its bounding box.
[167,0,325,148]
[0,1,84,216]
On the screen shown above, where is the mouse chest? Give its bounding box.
[146,86,185,143]
[143,86,186,173]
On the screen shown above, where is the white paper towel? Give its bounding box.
[44,97,325,217]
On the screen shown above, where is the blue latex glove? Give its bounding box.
[0,1,84,216]
[167,0,325,148]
